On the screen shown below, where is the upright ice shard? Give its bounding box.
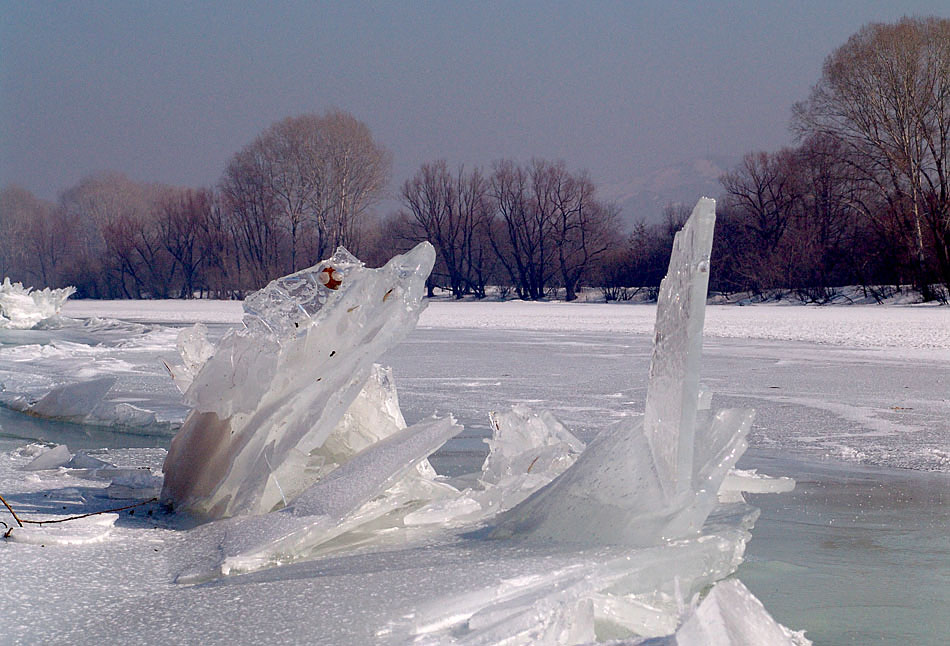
[489,198,755,545]
[161,243,437,520]
[643,198,715,497]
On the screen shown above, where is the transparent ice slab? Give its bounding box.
[161,243,436,519]
[0,278,75,329]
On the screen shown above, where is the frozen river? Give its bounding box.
[383,324,950,646]
[0,300,948,644]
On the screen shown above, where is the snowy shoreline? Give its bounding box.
[63,298,950,360]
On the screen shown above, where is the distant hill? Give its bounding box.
[598,156,737,230]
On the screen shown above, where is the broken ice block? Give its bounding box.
[490,198,756,546]
[0,278,75,329]
[176,415,462,580]
[23,377,117,423]
[675,579,812,645]
[161,242,437,520]
[167,323,215,393]
[21,444,73,471]
[482,405,584,487]
[3,513,118,546]
[643,197,716,498]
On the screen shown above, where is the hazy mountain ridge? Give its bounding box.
[599,155,737,228]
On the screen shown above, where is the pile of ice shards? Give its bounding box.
[0,278,75,329]
[157,201,809,644]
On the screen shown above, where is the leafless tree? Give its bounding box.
[402,161,492,298]
[220,147,287,289]
[485,159,618,300]
[0,186,70,285]
[319,111,391,254]
[219,111,390,287]
[793,16,950,294]
[157,188,217,298]
[719,150,804,292]
[538,163,618,301]
[58,173,170,297]
[488,160,547,299]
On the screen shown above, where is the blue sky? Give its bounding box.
[2,1,948,204]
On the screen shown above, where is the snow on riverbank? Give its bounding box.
[63,298,950,359]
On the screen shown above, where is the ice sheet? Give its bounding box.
[175,415,462,581]
[675,579,810,645]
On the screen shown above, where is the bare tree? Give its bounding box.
[402,161,491,298]
[719,150,803,292]
[488,160,548,299]
[319,111,391,253]
[58,173,169,297]
[220,147,286,289]
[157,188,217,298]
[219,111,390,287]
[546,167,618,301]
[0,186,69,285]
[793,16,950,294]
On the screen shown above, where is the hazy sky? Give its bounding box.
[3,1,948,205]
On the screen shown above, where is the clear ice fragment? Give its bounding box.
[25,376,117,422]
[489,198,755,546]
[161,242,437,520]
[482,405,585,487]
[176,415,461,581]
[643,197,716,498]
[675,579,812,645]
[0,278,75,329]
[21,444,73,471]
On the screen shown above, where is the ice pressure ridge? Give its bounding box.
[153,200,806,643]
[0,278,75,329]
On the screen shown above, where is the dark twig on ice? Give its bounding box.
[0,493,24,527]
[0,494,158,529]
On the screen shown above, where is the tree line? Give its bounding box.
[2,17,948,302]
[714,16,950,302]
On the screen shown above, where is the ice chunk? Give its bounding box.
[104,469,164,499]
[675,579,812,645]
[489,199,754,545]
[718,468,796,503]
[385,523,756,645]
[3,513,118,545]
[241,247,363,339]
[175,415,462,581]
[643,197,716,498]
[22,377,117,423]
[312,364,410,469]
[482,405,584,486]
[0,278,75,329]
[65,451,113,470]
[166,323,215,393]
[103,402,159,428]
[20,444,73,471]
[400,406,586,527]
[161,242,437,520]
